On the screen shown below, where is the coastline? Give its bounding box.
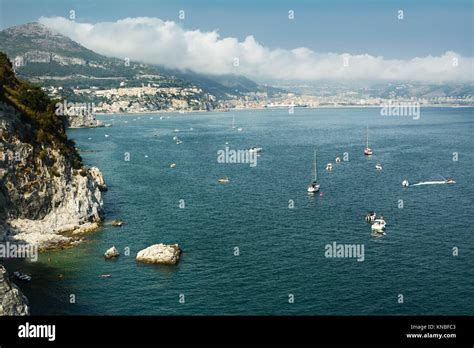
[94,104,474,116]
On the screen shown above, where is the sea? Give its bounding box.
[6,107,474,315]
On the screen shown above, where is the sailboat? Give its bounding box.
[307,150,320,193]
[231,116,236,129]
[364,126,373,156]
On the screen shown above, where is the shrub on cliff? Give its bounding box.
[0,51,82,167]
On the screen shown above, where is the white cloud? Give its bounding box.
[38,16,473,82]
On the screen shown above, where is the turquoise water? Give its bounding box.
[9,107,474,315]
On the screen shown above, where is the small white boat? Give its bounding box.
[249,147,263,153]
[446,178,456,184]
[335,157,341,163]
[307,150,320,193]
[160,116,164,120]
[231,116,236,129]
[174,129,180,133]
[371,219,386,232]
[172,136,178,140]
[402,179,409,187]
[105,134,109,138]
[169,163,176,168]
[326,163,333,171]
[218,176,230,184]
[13,271,32,282]
[176,140,183,145]
[237,127,243,132]
[375,163,383,171]
[364,126,373,156]
[189,127,194,131]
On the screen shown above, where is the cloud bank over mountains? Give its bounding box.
[39,16,473,83]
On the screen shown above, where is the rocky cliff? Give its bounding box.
[0,51,106,314]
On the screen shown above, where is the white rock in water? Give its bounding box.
[136,243,181,265]
[104,246,120,259]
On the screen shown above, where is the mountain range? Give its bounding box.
[0,22,472,107]
[0,22,280,101]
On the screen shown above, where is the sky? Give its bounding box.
[0,0,473,82]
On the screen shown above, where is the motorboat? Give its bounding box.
[176,139,183,145]
[326,163,333,171]
[13,271,31,282]
[307,150,320,193]
[365,211,377,222]
[170,163,176,168]
[237,127,243,132]
[446,177,456,184]
[174,129,180,133]
[218,176,230,184]
[249,147,263,154]
[371,219,386,232]
[402,179,409,187]
[173,136,178,140]
[375,163,383,171]
[364,126,373,156]
[335,156,341,163]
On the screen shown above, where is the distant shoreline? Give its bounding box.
[95,104,474,116]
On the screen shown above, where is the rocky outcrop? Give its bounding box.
[0,265,30,316]
[104,246,119,259]
[64,113,104,129]
[136,244,181,265]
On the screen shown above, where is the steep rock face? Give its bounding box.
[0,102,105,249]
[0,265,30,316]
[0,52,106,249]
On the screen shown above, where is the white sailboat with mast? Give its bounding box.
[231,115,236,129]
[364,126,373,156]
[307,150,320,193]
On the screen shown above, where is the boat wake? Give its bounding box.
[411,180,447,186]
